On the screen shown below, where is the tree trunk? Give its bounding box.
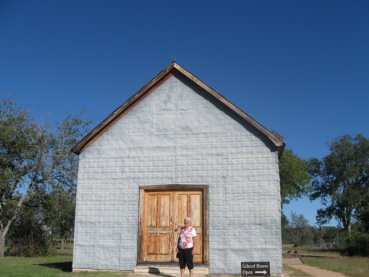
[60,238,65,251]
[0,229,5,257]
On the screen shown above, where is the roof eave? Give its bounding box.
[71,62,177,154]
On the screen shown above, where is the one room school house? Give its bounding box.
[72,62,285,275]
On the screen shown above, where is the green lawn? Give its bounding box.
[0,244,127,277]
[302,256,369,277]
[2,243,369,277]
[283,244,369,277]
[0,254,310,277]
[0,255,128,277]
[0,253,303,277]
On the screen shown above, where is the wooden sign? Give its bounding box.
[241,262,270,276]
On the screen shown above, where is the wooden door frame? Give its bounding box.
[137,184,209,264]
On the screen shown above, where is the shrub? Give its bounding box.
[346,231,369,256]
[6,209,55,256]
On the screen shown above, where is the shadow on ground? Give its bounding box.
[148,267,176,277]
[38,261,72,272]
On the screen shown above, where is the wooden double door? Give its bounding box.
[139,189,206,263]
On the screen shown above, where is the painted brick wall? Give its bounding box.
[73,74,282,275]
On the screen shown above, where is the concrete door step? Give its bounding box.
[134,265,209,275]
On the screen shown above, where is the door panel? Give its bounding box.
[158,233,171,254]
[141,190,203,263]
[143,192,172,261]
[177,194,188,227]
[191,194,201,226]
[147,234,157,255]
[159,195,170,227]
[193,233,201,255]
[175,192,202,263]
[173,191,203,263]
[147,195,157,227]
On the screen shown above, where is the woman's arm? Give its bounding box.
[177,228,182,252]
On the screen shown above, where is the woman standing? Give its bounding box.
[177,217,197,277]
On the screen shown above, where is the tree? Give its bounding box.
[44,189,75,250]
[282,212,314,246]
[356,205,369,232]
[0,99,52,257]
[6,196,54,256]
[45,114,89,250]
[50,114,88,192]
[272,131,311,205]
[274,132,311,241]
[289,212,313,245]
[309,134,369,233]
[279,149,312,205]
[0,98,89,256]
[289,211,310,229]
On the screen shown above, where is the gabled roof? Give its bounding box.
[72,62,285,155]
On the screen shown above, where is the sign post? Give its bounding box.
[241,262,270,276]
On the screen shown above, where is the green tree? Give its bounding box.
[356,205,369,232]
[45,114,89,249]
[279,149,311,205]
[0,98,89,256]
[44,189,75,250]
[0,99,52,257]
[309,134,369,233]
[6,196,54,256]
[50,114,88,192]
[271,131,311,205]
[274,132,311,242]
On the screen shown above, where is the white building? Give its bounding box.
[72,62,284,275]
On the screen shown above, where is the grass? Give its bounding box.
[2,243,369,277]
[283,244,341,258]
[298,245,342,257]
[302,256,369,277]
[0,256,127,277]
[283,244,369,276]
[0,243,127,277]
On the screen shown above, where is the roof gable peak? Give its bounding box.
[72,62,284,155]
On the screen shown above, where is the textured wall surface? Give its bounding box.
[73,74,282,275]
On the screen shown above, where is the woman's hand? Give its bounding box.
[192,249,195,256]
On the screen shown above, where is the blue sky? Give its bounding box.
[1,0,368,226]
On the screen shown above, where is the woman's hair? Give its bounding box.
[184,217,191,222]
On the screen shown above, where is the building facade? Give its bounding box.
[72,62,284,275]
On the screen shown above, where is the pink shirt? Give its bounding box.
[178,226,197,249]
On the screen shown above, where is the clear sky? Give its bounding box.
[1,0,368,226]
